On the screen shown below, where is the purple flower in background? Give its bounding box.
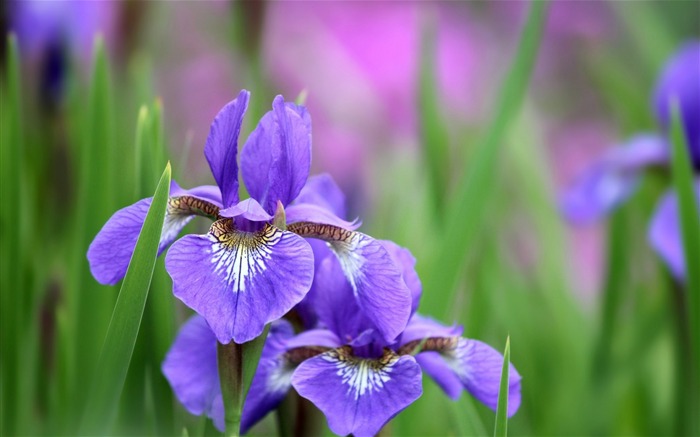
[162,240,521,436]
[560,41,700,280]
[88,90,412,344]
[9,0,117,61]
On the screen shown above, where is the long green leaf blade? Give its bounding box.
[669,104,700,436]
[1,33,22,437]
[494,336,511,437]
[422,0,549,317]
[79,163,172,434]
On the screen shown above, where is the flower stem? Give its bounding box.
[217,341,243,437]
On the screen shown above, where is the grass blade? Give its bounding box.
[79,163,172,434]
[419,15,450,215]
[421,0,548,317]
[494,336,511,437]
[1,33,22,437]
[669,104,700,436]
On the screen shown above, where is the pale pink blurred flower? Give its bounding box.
[263,2,489,185]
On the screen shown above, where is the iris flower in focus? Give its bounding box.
[560,41,700,279]
[88,90,412,344]
[162,239,521,437]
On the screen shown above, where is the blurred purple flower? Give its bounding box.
[162,243,520,436]
[89,90,412,344]
[9,0,117,60]
[654,41,700,166]
[560,41,700,280]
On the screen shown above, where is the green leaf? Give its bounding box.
[669,104,700,436]
[419,17,450,215]
[1,33,22,437]
[422,0,548,317]
[217,325,271,437]
[494,336,511,437]
[241,325,271,399]
[79,163,172,434]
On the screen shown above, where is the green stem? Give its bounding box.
[217,341,243,437]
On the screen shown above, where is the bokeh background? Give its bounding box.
[1,1,699,436]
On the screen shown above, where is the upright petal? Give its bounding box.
[162,316,220,417]
[204,90,250,208]
[241,96,312,214]
[292,347,423,437]
[294,173,347,218]
[649,182,700,280]
[166,219,314,344]
[288,222,413,343]
[653,41,700,166]
[87,183,222,285]
[560,134,668,224]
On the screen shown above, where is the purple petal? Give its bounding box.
[286,203,360,230]
[241,96,312,214]
[165,221,314,343]
[292,239,334,329]
[240,320,296,433]
[416,352,463,400]
[292,349,423,437]
[284,329,343,349]
[329,232,412,343]
[653,41,700,165]
[380,240,422,315]
[87,182,219,285]
[398,314,463,346]
[441,338,522,417]
[171,183,223,207]
[162,316,219,417]
[204,90,250,208]
[220,198,273,222]
[560,134,668,224]
[312,256,370,342]
[649,181,700,280]
[294,173,347,218]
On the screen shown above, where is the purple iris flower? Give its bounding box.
[88,90,412,344]
[560,41,700,280]
[162,233,521,436]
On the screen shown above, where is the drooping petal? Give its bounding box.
[415,352,463,400]
[220,198,273,222]
[380,240,422,315]
[286,203,360,230]
[292,347,423,437]
[438,338,522,417]
[653,41,700,166]
[204,90,250,208]
[398,314,462,347]
[560,134,668,224]
[87,183,221,285]
[313,256,370,342]
[648,182,700,280]
[166,219,314,344]
[294,173,347,218]
[288,222,412,343]
[240,320,296,434]
[162,316,219,417]
[241,96,312,214]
